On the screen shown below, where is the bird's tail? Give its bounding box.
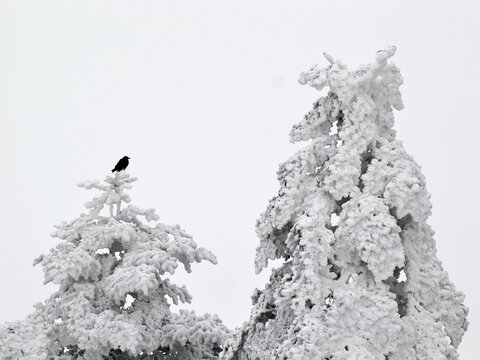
[111,168,115,173]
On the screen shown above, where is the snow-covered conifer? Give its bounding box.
[221,47,468,360]
[0,171,229,360]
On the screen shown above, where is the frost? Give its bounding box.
[335,193,404,281]
[1,171,229,359]
[221,48,468,360]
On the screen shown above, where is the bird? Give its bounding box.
[111,156,130,172]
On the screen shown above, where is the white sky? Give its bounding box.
[0,1,478,358]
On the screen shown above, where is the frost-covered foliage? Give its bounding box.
[0,172,229,360]
[221,47,468,360]
[0,305,51,359]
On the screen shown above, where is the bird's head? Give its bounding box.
[124,156,130,159]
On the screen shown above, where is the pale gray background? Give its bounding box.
[0,1,478,358]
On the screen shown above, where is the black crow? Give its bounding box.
[111,156,130,172]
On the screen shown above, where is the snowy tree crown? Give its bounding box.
[23,172,228,359]
[255,46,426,277]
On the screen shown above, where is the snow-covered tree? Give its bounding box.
[221,47,468,360]
[0,171,229,360]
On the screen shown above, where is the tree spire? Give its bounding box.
[222,48,468,360]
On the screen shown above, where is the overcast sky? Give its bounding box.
[0,1,478,358]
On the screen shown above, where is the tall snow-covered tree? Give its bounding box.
[221,47,468,360]
[0,171,229,360]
